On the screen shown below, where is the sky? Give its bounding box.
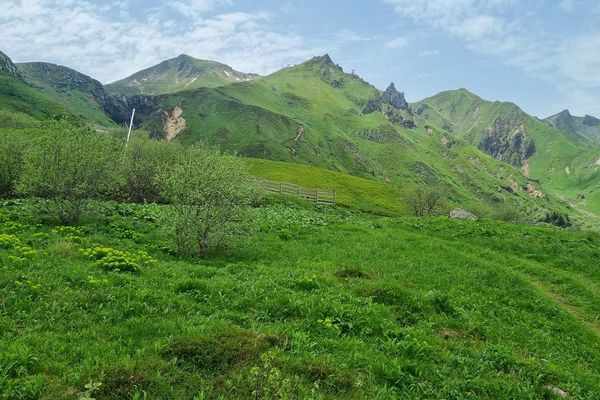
[1,0,600,118]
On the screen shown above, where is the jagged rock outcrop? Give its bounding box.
[362,82,415,128]
[478,116,535,166]
[449,208,477,219]
[0,50,22,78]
[382,83,409,110]
[103,95,159,126]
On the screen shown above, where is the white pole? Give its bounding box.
[125,108,136,147]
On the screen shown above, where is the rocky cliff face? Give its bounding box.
[478,116,535,166]
[362,83,414,128]
[0,51,22,78]
[382,83,409,110]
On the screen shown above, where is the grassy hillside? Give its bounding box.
[134,56,562,221]
[17,62,115,127]
[246,158,404,214]
[0,75,71,127]
[414,89,600,220]
[105,54,260,96]
[1,198,599,399]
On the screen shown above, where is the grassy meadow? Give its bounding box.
[1,196,599,399]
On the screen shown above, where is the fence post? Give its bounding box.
[316,188,320,204]
[332,190,336,205]
[279,182,283,195]
[297,185,301,198]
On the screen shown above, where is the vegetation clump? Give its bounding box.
[160,144,258,257]
[161,329,279,372]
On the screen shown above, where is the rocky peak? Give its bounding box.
[382,82,409,110]
[304,54,343,76]
[545,109,572,127]
[582,114,600,127]
[0,50,22,78]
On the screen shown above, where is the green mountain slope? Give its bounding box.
[17,62,115,126]
[105,54,260,96]
[414,89,600,219]
[0,52,71,127]
[124,55,563,221]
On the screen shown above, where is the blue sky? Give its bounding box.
[1,0,600,117]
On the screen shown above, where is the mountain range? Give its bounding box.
[2,49,600,224]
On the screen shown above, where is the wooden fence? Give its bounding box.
[255,178,336,205]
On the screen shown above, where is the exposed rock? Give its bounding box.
[383,107,415,128]
[362,96,382,114]
[449,208,477,220]
[103,95,159,125]
[164,105,186,141]
[478,116,535,166]
[0,50,22,78]
[382,83,409,110]
[359,124,401,143]
[582,114,600,127]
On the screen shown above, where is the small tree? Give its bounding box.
[0,131,27,197]
[120,137,179,203]
[160,144,258,257]
[405,186,444,217]
[17,121,119,224]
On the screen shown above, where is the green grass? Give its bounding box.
[1,198,599,399]
[247,158,404,214]
[129,57,565,222]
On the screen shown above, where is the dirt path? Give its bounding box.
[528,279,600,338]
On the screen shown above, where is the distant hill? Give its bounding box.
[0,51,72,126]
[545,109,600,145]
[413,89,600,217]
[17,62,115,126]
[105,54,260,96]
[117,55,560,220]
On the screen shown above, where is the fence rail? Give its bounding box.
[255,178,336,205]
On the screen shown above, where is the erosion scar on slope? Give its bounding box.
[165,105,186,141]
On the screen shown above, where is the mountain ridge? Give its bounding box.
[105,54,261,96]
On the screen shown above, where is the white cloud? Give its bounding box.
[0,0,318,83]
[384,0,600,116]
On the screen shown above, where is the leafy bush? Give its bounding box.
[120,137,179,203]
[0,130,27,197]
[17,120,120,225]
[160,144,258,257]
[541,211,571,228]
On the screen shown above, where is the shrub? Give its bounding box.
[160,144,258,257]
[541,211,571,228]
[0,130,27,197]
[120,137,179,203]
[16,120,120,225]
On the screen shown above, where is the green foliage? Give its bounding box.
[542,211,572,228]
[160,144,258,257]
[120,137,180,203]
[0,131,27,197]
[81,246,155,274]
[1,200,600,399]
[16,121,120,224]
